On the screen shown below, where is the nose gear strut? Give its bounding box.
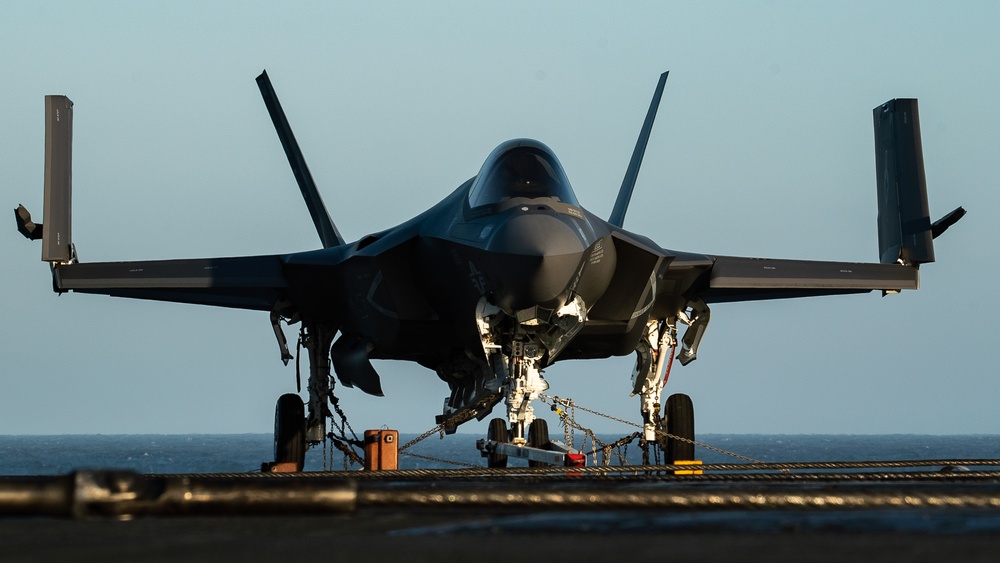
[505,339,548,442]
[475,295,586,451]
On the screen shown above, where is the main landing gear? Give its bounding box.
[662,392,695,463]
[265,321,336,473]
[649,303,708,464]
[632,318,698,464]
[270,393,306,472]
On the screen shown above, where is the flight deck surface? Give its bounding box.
[4,464,1000,562]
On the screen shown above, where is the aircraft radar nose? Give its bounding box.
[488,212,584,257]
[486,213,587,313]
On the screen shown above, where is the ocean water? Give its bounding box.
[1,433,997,475]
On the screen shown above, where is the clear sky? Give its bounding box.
[1,2,995,437]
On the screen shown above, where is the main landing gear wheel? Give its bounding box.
[664,393,695,464]
[487,418,509,468]
[274,393,306,471]
[527,418,550,468]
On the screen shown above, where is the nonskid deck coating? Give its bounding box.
[4,467,1000,561]
[3,464,1000,517]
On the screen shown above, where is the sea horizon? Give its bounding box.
[2,433,997,476]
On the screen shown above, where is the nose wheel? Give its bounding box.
[486,418,509,468]
[482,417,563,468]
[527,418,550,467]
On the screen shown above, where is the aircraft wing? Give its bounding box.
[694,255,919,304]
[52,255,287,311]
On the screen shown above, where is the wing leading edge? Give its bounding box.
[696,256,918,304]
[52,255,288,311]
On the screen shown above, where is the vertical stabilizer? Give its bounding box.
[43,95,73,263]
[609,71,669,228]
[256,71,344,248]
[873,98,933,265]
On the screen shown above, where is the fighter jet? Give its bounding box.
[16,71,964,470]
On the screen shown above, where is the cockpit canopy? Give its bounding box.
[467,139,579,210]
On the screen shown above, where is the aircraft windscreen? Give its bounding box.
[468,140,579,209]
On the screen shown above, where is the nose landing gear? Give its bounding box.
[486,418,509,468]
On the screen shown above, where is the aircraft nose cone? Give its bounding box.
[489,212,586,256]
[486,212,586,313]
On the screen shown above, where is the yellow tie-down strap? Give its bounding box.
[673,460,703,475]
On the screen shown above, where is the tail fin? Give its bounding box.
[873,99,935,265]
[42,95,75,263]
[609,71,669,228]
[256,71,344,248]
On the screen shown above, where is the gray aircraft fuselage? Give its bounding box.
[282,138,680,376]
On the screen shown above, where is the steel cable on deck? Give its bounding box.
[143,459,1000,482]
[541,394,765,465]
[396,393,501,454]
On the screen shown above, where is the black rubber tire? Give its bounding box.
[487,418,509,468]
[274,393,306,470]
[665,393,695,463]
[527,418,549,468]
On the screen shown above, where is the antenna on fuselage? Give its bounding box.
[609,71,669,229]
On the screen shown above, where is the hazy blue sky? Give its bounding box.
[2,2,995,438]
